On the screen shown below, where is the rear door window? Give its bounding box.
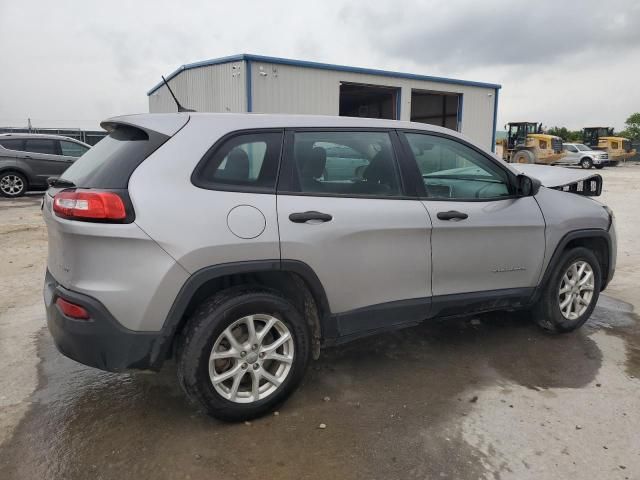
[25,139,58,155]
[287,131,402,196]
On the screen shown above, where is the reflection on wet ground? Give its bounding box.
[0,295,638,480]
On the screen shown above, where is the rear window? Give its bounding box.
[60,125,168,189]
[0,139,25,151]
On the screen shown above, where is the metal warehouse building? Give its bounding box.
[148,54,501,150]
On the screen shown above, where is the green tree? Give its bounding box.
[621,113,640,140]
[546,126,583,142]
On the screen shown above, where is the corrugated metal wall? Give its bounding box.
[148,60,497,150]
[249,62,496,149]
[148,61,246,113]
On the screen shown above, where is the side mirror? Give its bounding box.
[517,174,541,197]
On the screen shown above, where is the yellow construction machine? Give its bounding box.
[582,127,636,165]
[500,122,565,164]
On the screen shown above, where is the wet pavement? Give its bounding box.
[1,296,639,480]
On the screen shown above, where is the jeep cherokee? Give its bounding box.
[43,113,616,421]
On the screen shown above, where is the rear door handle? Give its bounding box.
[289,211,333,223]
[437,210,468,221]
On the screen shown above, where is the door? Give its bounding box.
[562,144,579,165]
[401,132,546,300]
[277,129,432,322]
[23,138,72,185]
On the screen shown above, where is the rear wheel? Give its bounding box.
[533,247,601,333]
[580,158,593,169]
[0,171,28,197]
[177,287,310,421]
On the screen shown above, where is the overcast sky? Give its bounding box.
[1,0,638,131]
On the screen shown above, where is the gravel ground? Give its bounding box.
[0,165,639,480]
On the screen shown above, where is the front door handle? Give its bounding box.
[437,210,468,221]
[289,211,333,223]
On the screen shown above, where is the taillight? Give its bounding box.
[53,190,126,221]
[56,297,90,320]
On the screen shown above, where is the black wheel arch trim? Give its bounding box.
[154,259,331,366]
[0,167,32,184]
[531,228,613,304]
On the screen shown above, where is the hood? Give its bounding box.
[511,164,602,196]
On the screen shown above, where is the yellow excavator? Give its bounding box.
[582,127,636,165]
[500,122,565,164]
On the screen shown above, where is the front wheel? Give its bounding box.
[513,150,535,164]
[595,164,604,170]
[177,288,310,421]
[532,247,601,333]
[580,158,593,169]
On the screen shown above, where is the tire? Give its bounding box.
[177,287,310,421]
[532,247,601,333]
[595,165,604,170]
[580,158,593,169]
[0,171,28,198]
[512,150,535,164]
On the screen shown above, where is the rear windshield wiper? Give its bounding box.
[47,177,76,188]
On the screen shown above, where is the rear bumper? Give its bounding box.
[44,270,163,372]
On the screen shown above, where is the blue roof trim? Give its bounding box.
[147,53,502,96]
[491,88,499,152]
[246,59,252,112]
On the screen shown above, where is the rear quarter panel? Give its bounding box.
[43,195,189,331]
[128,116,281,273]
[0,155,17,173]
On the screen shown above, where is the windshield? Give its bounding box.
[575,144,591,151]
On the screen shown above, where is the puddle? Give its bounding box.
[1,295,637,480]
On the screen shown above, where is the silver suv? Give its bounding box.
[0,133,90,197]
[562,143,609,169]
[43,113,616,421]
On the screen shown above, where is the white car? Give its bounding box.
[562,143,608,169]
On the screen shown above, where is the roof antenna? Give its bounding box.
[161,75,195,112]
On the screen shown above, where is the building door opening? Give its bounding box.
[339,83,398,120]
[410,90,460,131]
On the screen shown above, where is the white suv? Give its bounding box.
[43,113,616,420]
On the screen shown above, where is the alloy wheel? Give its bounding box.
[0,174,25,196]
[209,314,294,403]
[558,260,595,320]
